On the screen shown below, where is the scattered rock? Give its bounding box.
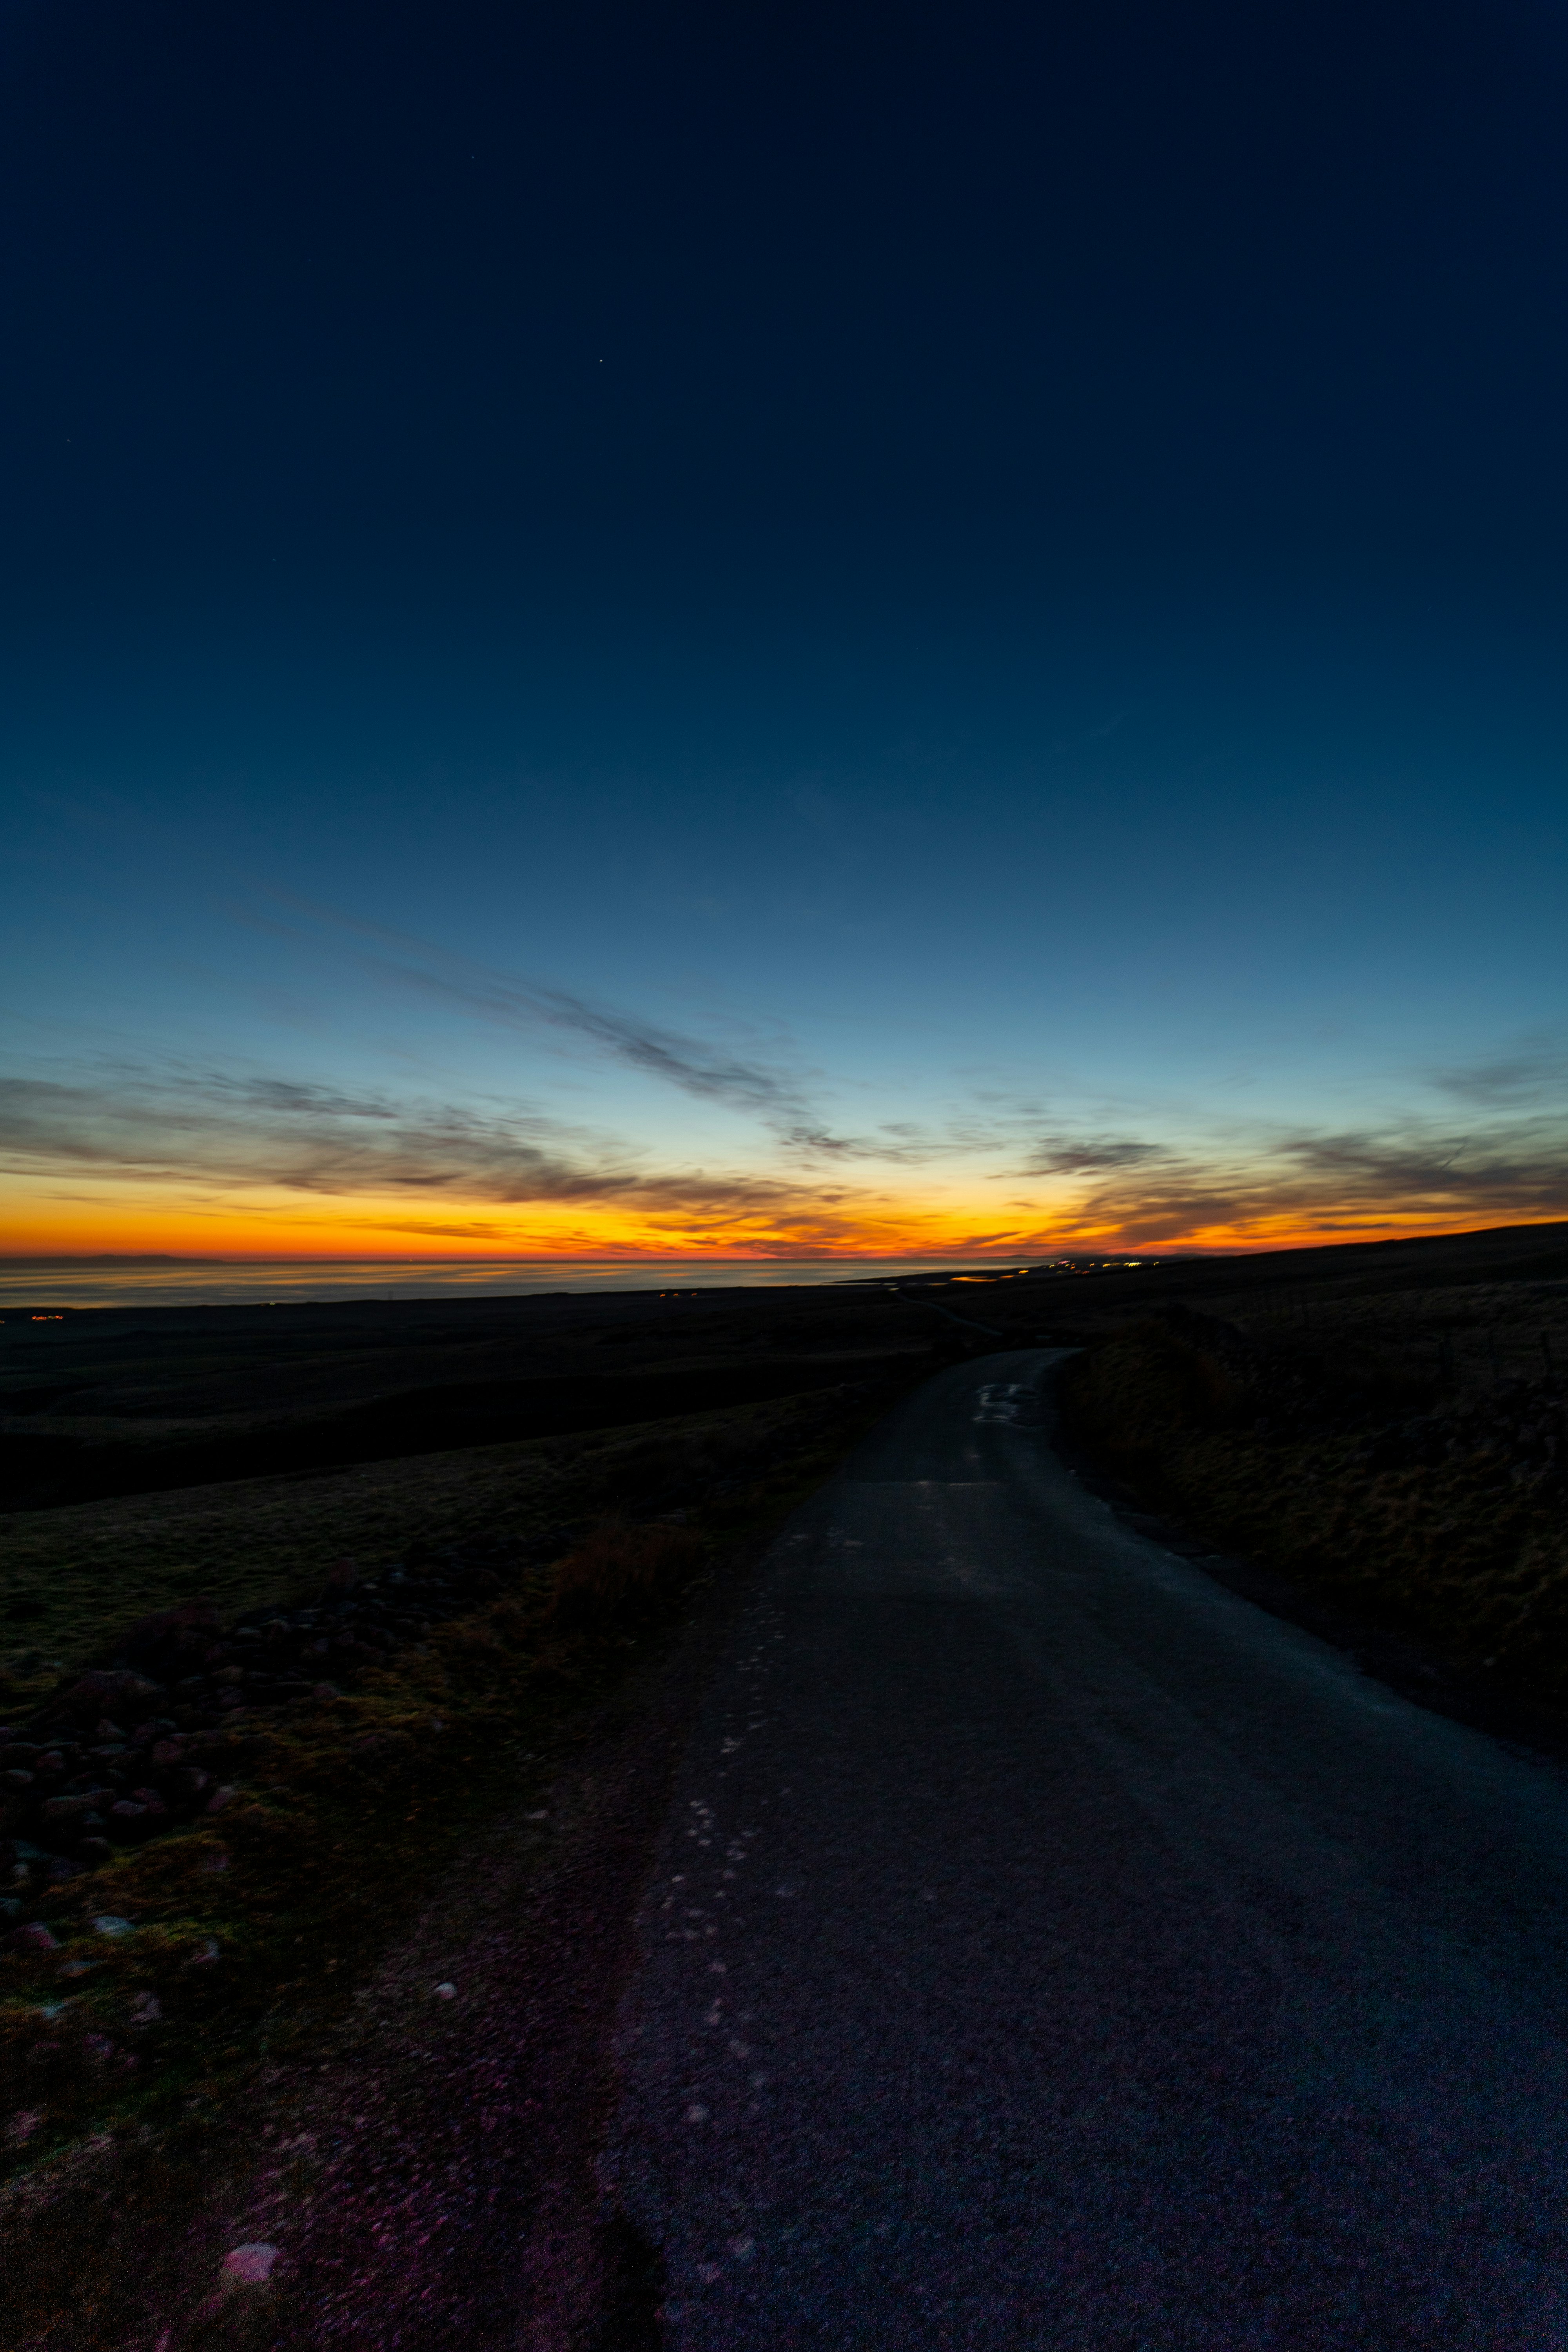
[5,1542,528,1872]
[40,1793,98,1827]
[9,1921,58,1952]
[223,2243,279,2285]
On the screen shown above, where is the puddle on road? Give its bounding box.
[971,1381,1042,1426]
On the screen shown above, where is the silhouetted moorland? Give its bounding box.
[0,1282,933,1515]
[3,1229,1566,2339]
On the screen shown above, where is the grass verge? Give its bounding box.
[0,1370,919,2349]
[1060,1317,1568,1702]
[2,1434,570,1699]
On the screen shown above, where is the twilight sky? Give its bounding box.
[3,0,1567,1262]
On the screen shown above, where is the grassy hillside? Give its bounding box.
[0,1396,840,1709]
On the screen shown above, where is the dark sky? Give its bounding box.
[6,1,1568,600]
[4,0,1568,1267]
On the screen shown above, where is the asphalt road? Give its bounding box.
[606,1350,1568,2349]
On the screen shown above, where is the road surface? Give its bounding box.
[606,1349,1568,2348]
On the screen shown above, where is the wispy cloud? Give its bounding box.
[0,1069,748,1210]
[1428,1040,1568,1109]
[251,900,1010,1170]
[11,1062,1568,1255]
[387,960,810,1121]
[1279,1122,1568,1211]
[200,1076,403,1121]
[1016,1114,1568,1249]
[9,929,1568,1256]
[0,1067,906,1255]
[250,892,835,1131]
[1018,1134,1166,1176]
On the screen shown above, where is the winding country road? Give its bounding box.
[606,1349,1568,2348]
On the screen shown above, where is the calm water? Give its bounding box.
[0,1256,1027,1309]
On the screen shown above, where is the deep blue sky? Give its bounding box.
[4,0,1566,1262]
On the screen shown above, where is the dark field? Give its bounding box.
[0,1276,942,2331]
[6,1228,1568,1686]
[0,1281,933,1514]
[0,1278,947,1713]
[4,1230,1568,2345]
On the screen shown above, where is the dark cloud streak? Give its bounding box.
[0,1071,831,1223]
[1428,1043,1568,1109]
[1047,1117,1568,1248]
[1019,1135,1165,1176]
[379,959,810,1123]
[8,1059,1568,1255]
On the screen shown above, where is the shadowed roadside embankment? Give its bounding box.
[1061,1308,1568,1709]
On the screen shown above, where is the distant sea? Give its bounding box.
[0,1256,1027,1310]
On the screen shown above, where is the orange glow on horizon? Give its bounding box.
[2,1189,1561,1265]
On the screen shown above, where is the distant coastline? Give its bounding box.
[0,1253,1063,1309]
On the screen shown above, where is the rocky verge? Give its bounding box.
[0,1371,911,2352]
[2,1539,544,1889]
